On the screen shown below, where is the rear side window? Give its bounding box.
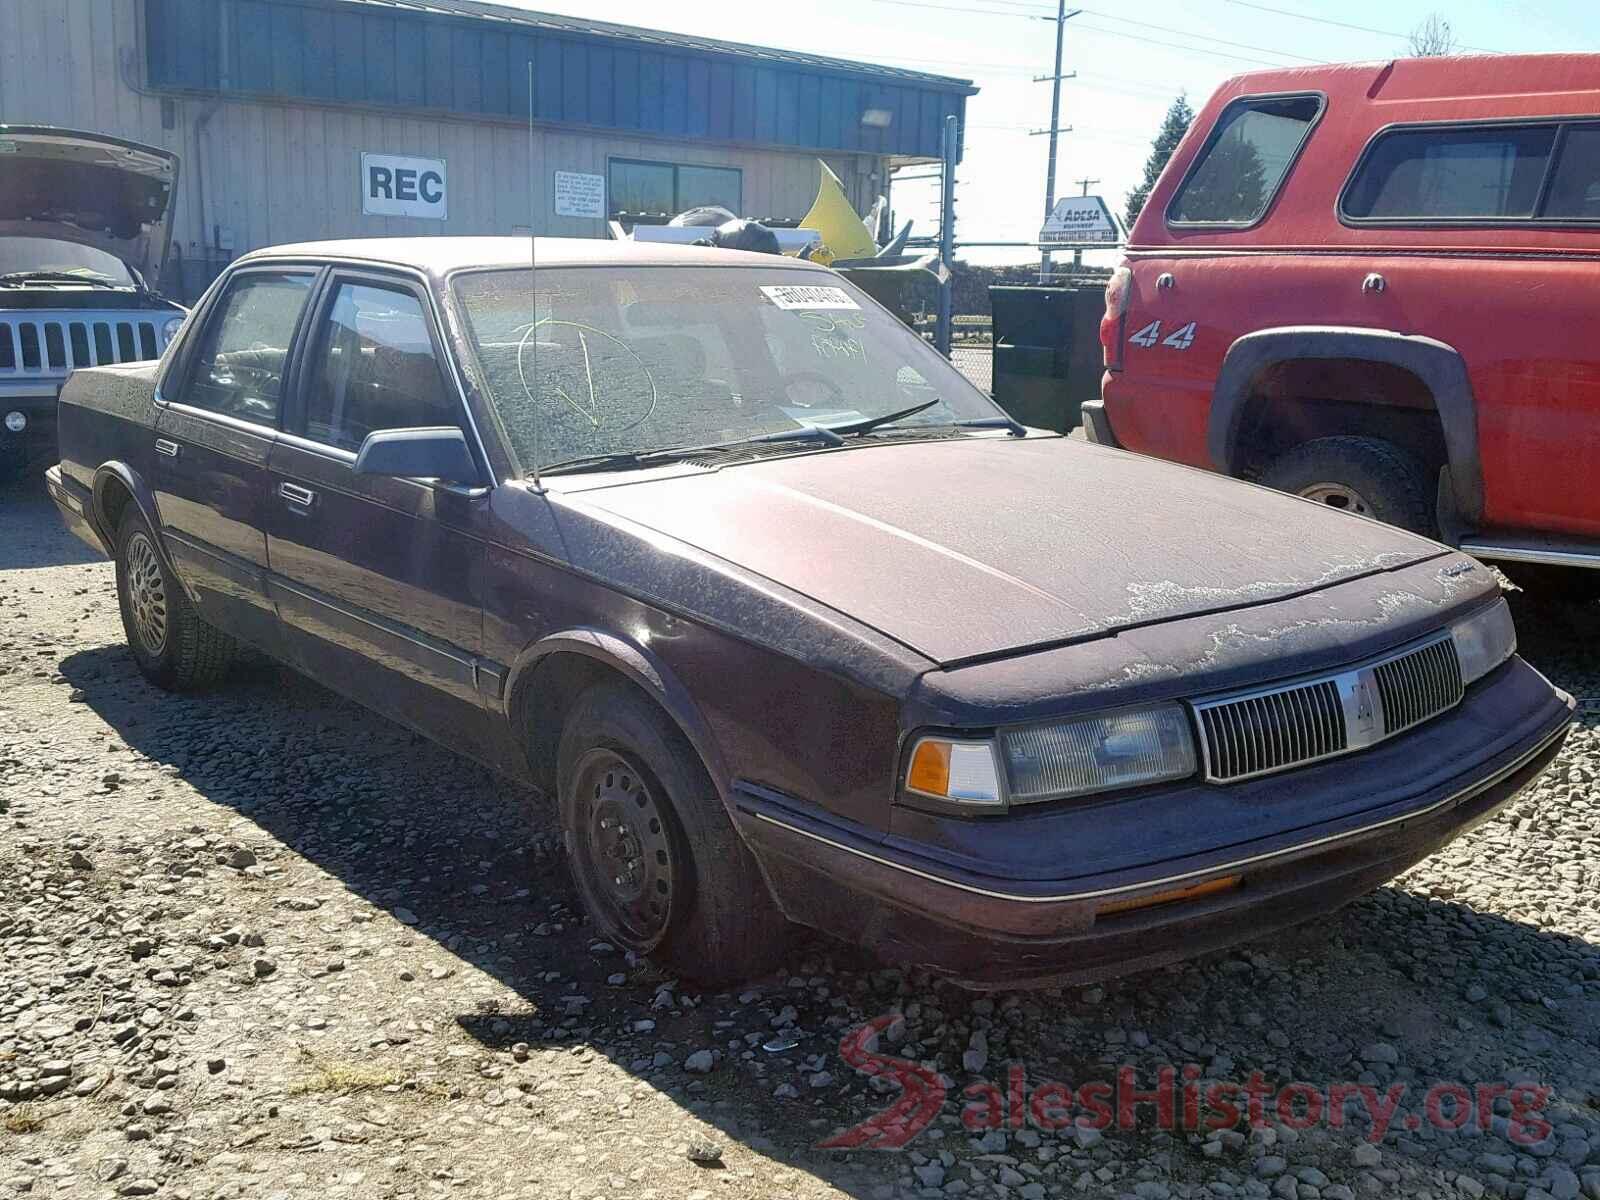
[301,282,458,453]
[1543,126,1600,220]
[183,273,313,425]
[1343,126,1557,220]
[1168,94,1323,226]
[1342,121,1600,224]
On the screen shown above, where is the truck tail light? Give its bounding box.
[1100,265,1131,371]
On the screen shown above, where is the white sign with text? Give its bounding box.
[553,171,606,219]
[361,153,448,220]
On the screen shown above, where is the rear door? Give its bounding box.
[263,270,497,755]
[152,267,317,650]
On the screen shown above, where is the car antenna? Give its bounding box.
[527,58,544,495]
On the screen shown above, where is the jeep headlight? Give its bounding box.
[3,411,24,433]
[161,316,186,343]
[1451,599,1516,685]
[905,704,1198,811]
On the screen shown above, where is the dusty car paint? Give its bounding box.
[49,236,1574,986]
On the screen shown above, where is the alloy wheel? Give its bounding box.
[125,531,169,655]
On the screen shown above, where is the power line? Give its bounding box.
[1221,0,1500,55]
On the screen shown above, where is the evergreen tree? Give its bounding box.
[1124,94,1195,228]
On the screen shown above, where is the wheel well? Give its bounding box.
[1232,358,1447,481]
[512,652,639,794]
[96,475,135,538]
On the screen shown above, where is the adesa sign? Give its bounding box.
[361,153,447,220]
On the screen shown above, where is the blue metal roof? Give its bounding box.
[144,0,974,160]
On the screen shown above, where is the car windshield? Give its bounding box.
[450,265,1002,471]
[0,237,135,286]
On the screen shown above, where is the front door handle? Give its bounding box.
[154,438,180,458]
[279,482,317,507]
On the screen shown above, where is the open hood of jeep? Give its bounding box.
[0,126,178,284]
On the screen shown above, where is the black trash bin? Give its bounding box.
[989,285,1106,432]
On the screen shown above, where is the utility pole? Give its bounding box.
[1071,177,1099,272]
[935,113,958,356]
[1034,4,1081,284]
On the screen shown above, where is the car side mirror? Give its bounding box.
[354,427,478,485]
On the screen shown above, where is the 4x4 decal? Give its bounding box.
[1127,320,1197,351]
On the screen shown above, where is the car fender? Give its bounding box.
[1208,326,1483,524]
[503,627,733,802]
[91,461,189,593]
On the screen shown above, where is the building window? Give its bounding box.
[608,158,743,218]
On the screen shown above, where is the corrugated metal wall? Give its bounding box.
[143,0,969,161]
[0,0,888,298]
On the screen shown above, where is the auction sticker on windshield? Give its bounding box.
[760,285,860,311]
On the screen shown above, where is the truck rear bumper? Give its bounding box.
[1079,396,1121,449]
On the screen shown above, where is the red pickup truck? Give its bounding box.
[1083,54,1600,588]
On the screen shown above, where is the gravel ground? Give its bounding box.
[5,474,1600,1200]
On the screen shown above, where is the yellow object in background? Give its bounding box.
[799,161,878,264]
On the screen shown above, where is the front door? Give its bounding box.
[152,268,317,652]
[263,271,496,757]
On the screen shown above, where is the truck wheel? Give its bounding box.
[1260,436,1434,535]
[556,681,791,987]
[114,507,237,690]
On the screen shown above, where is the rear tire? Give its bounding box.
[1259,435,1435,535]
[114,507,237,690]
[556,681,791,987]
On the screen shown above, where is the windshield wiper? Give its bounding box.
[948,414,1028,436]
[0,270,122,286]
[535,426,846,478]
[822,398,939,437]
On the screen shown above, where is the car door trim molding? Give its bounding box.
[1208,325,1483,525]
[266,575,488,704]
[736,716,1568,906]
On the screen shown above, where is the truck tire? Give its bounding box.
[114,507,237,690]
[1260,436,1434,536]
[556,680,791,987]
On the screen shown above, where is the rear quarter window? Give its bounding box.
[1167,93,1323,227]
[1341,120,1600,224]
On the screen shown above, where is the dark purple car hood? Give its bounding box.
[568,436,1445,666]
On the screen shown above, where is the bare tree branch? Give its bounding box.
[1408,13,1458,57]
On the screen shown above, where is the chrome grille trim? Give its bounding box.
[0,314,166,378]
[1193,633,1463,784]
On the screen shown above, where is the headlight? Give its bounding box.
[1451,598,1516,685]
[161,316,186,343]
[3,411,24,433]
[1002,704,1197,804]
[904,704,1199,812]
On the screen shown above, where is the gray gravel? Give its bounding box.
[5,475,1600,1200]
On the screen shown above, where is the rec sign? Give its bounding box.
[361,153,447,220]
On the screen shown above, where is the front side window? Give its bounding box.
[607,159,742,218]
[451,266,1001,472]
[1343,125,1557,220]
[184,272,313,424]
[1168,94,1322,226]
[301,282,458,453]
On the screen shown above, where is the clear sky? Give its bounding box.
[499,0,1596,264]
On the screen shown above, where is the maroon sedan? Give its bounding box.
[48,238,1572,987]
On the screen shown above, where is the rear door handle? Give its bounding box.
[153,438,180,458]
[279,482,316,507]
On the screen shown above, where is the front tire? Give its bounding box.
[114,507,237,690]
[556,681,791,986]
[1259,435,1435,535]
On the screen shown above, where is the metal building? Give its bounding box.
[0,0,975,300]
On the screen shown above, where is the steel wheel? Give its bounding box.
[125,531,169,655]
[1297,482,1375,516]
[570,747,678,949]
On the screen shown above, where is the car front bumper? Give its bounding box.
[733,655,1573,987]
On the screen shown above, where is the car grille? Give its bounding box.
[0,316,163,377]
[1193,634,1464,783]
